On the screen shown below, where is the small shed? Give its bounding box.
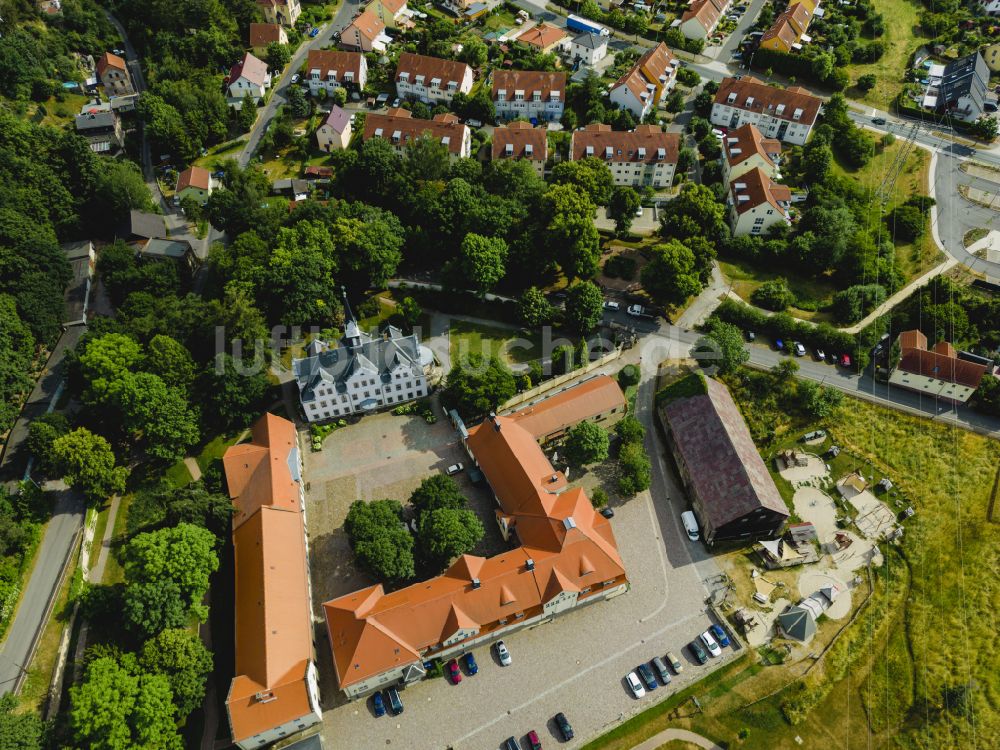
[777,605,816,642]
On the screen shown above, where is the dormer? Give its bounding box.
[727,91,737,104]
[399,71,410,83]
[497,88,507,101]
[431,77,441,89]
[745,96,755,107]
[792,107,803,120]
[585,145,594,156]
[505,142,514,155]
[605,146,613,159]
[656,147,665,160]
[415,74,425,85]
[637,147,646,159]
[775,103,785,116]
[441,136,450,147]
[533,90,541,102]
[391,130,402,143]
[525,143,534,156]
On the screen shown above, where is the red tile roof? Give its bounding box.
[223,413,302,529]
[681,0,727,33]
[346,8,385,42]
[491,69,566,101]
[571,124,680,165]
[724,124,782,169]
[492,121,547,162]
[249,22,285,48]
[515,22,568,50]
[364,111,469,154]
[96,51,127,77]
[730,166,790,214]
[306,49,365,81]
[508,375,626,439]
[395,52,470,88]
[714,76,822,125]
[229,52,269,87]
[176,166,210,192]
[895,330,988,389]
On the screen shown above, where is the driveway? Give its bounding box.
[311,345,733,749]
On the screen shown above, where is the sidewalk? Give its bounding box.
[631,728,724,750]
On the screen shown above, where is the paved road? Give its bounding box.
[0,486,85,695]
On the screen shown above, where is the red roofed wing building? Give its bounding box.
[395,53,474,105]
[888,330,989,403]
[492,69,566,123]
[722,123,783,183]
[760,1,816,53]
[223,414,322,749]
[727,166,792,235]
[364,110,471,159]
[306,50,367,97]
[711,76,821,145]
[609,42,678,120]
[96,51,133,96]
[324,377,630,699]
[679,0,731,41]
[341,9,390,53]
[514,22,569,54]
[570,124,680,188]
[491,121,548,176]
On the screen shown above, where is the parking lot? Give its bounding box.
[306,379,736,749]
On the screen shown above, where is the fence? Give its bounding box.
[497,347,623,413]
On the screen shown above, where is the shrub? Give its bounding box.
[751,278,796,312]
[603,254,637,280]
[617,364,640,388]
[590,487,608,508]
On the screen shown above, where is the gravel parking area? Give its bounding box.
[310,378,734,749]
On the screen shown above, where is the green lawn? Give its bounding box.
[718,260,838,322]
[844,0,930,109]
[163,460,194,489]
[829,139,944,283]
[448,320,542,365]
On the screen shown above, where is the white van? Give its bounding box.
[681,511,700,542]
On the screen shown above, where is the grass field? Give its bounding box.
[586,387,1000,750]
[718,260,838,322]
[448,319,542,366]
[844,0,930,108]
[830,140,944,283]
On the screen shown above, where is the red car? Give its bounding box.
[526,729,542,749]
[446,659,462,684]
[840,354,853,368]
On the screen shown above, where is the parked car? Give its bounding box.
[495,640,512,666]
[446,462,464,476]
[872,116,887,125]
[700,630,722,657]
[600,506,615,519]
[710,623,731,648]
[384,686,403,715]
[464,652,478,675]
[712,128,725,139]
[840,353,853,368]
[466,118,483,128]
[746,330,755,342]
[604,300,620,311]
[626,304,653,319]
[504,737,519,750]
[815,348,826,361]
[636,662,658,691]
[446,659,462,684]
[666,651,683,673]
[290,73,300,84]
[554,712,574,740]
[681,510,699,542]
[526,729,542,750]
[372,691,386,717]
[775,339,784,351]
[309,26,320,37]
[635,205,644,217]
[651,656,672,685]
[794,341,806,357]
[391,97,401,108]
[626,671,646,698]
[689,639,708,664]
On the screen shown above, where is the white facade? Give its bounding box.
[301,357,427,421]
[308,54,367,96]
[887,369,980,403]
[729,200,790,236]
[228,73,271,103]
[979,0,1000,15]
[494,90,563,122]
[234,664,322,749]
[396,65,473,104]
[710,100,814,145]
[569,35,608,66]
[609,81,655,120]
[317,121,351,151]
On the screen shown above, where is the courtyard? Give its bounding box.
[300,374,734,749]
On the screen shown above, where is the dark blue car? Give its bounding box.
[372,691,386,717]
[710,623,731,648]
[464,652,478,675]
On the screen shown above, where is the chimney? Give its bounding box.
[489,412,501,432]
[525,558,534,571]
[471,577,481,589]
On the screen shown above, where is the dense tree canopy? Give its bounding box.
[53,428,129,503]
[563,421,610,466]
[443,353,518,420]
[140,628,213,718]
[344,499,415,581]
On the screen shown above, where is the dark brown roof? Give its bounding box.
[491,69,566,101]
[306,49,365,81]
[714,76,822,125]
[395,53,470,87]
[663,376,788,529]
[363,111,468,154]
[895,330,987,389]
[492,121,547,162]
[571,124,680,165]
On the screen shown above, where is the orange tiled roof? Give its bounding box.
[395,52,470,87]
[96,51,126,76]
[730,166,790,214]
[516,22,568,50]
[223,412,301,529]
[714,76,822,125]
[306,49,365,81]
[346,8,385,42]
[724,124,782,169]
[249,22,284,47]
[363,111,469,154]
[508,375,626,439]
[895,330,988,389]
[681,0,727,33]
[571,124,680,165]
[176,166,210,192]
[491,69,566,101]
[492,121,548,162]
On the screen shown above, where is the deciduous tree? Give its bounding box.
[564,280,604,334]
[344,499,415,580]
[564,421,610,466]
[417,507,484,565]
[53,428,129,503]
[140,628,213,718]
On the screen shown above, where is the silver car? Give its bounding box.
[495,640,511,666]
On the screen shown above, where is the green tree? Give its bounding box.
[676,67,701,87]
[751,278,795,311]
[797,380,844,418]
[344,499,415,580]
[417,507,484,565]
[236,93,257,132]
[26,412,70,476]
[540,184,601,279]
[459,37,488,67]
[79,333,143,404]
[0,694,46,750]
[857,73,877,91]
[618,441,651,496]
[286,84,309,118]
[659,182,727,242]
[802,140,832,184]
[330,210,404,289]
[607,185,641,235]
[831,284,887,324]
[140,628,213,718]
[265,42,291,72]
[549,157,615,205]
[888,204,925,242]
[564,280,604,334]
[145,334,196,391]
[403,133,451,184]
[517,287,555,328]
[614,415,645,444]
[811,52,834,81]
[397,296,422,328]
[114,372,200,461]
[263,220,338,325]
[641,240,702,305]
[410,475,467,515]
[693,319,749,375]
[564,421,610,465]
[202,354,270,430]
[123,523,219,636]
[972,116,999,141]
[53,428,129,502]
[455,233,508,294]
[70,655,182,750]
[443,353,517,420]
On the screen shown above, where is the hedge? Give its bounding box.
[711,298,868,367]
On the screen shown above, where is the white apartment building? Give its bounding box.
[395,53,473,105]
[570,124,679,189]
[710,76,821,145]
[492,70,566,123]
[363,109,471,160]
[306,49,367,96]
[727,167,792,236]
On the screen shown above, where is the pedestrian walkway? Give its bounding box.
[631,727,724,750]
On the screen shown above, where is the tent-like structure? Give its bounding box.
[777,605,816,642]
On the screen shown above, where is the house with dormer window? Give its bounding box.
[395,53,473,105]
[710,76,821,145]
[306,49,367,96]
[491,70,565,122]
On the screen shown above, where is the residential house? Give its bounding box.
[117,210,167,244]
[341,9,391,53]
[222,414,322,749]
[887,330,989,403]
[569,33,609,67]
[249,23,288,57]
[921,52,990,122]
[292,293,431,421]
[721,123,782,184]
[501,375,627,443]
[363,109,472,159]
[608,42,678,120]
[570,124,680,189]
[492,70,566,122]
[257,0,301,27]
[514,22,569,55]
[175,166,212,206]
[139,239,197,270]
[726,166,792,236]
[710,76,822,145]
[316,105,352,151]
[324,383,629,699]
[306,50,367,96]
[679,0,730,41]
[659,374,789,546]
[74,102,124,154]
[759,2,815,53]
[96,51,133,95]
[491,121,548,177]
[983,42,1000,72]
[395,53,473,105]
[369,0,408,29]
[227,53,272,106]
